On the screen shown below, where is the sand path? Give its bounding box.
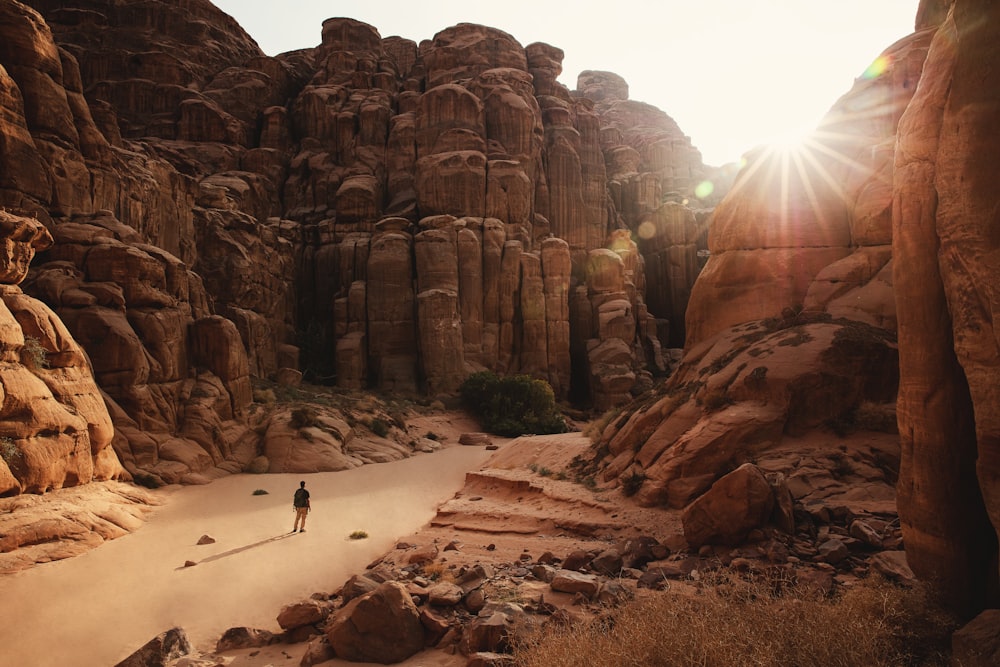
[0,444,494,667]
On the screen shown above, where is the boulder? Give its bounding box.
[682,464,775,548]
[276,599,327,630]
[114,627,191,667]
[951,610,1000,667]
[325,581,425,664]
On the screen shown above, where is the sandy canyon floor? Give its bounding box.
[0,413,511,666]
[1,407,676,667]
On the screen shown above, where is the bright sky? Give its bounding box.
[212,0,920,166]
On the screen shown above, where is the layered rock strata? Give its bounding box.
[1,0,713,490]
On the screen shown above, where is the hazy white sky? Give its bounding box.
[212,1,920,166]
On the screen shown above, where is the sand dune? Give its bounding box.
[0,444,494,666]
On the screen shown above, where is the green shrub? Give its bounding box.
[251,489,268,496]
[459,371,566,437]
[369,418,390,438]
[349,530,368,540]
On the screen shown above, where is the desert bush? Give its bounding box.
[132,472,161,489]
[289,406,320,429]
[511,576,956,667]
[583,408,621,445]
[421,561,457,583]
[0,437,21,466]
[459,371,566,437]
[21,335,48,370]
[369,417,390,438]
[252,387,277,404]
[621,470,646,497]
[700,387,733,412]
[251,488,268,496]
[348,530,368,540]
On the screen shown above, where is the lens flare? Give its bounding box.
[862,55,891,80]
[694,180,715,199]
[637,220,656,240]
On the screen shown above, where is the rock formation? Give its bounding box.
[594,0,1000,622]
[893,0,1000,617]
[0,0,717,492]
[0,209,125,495]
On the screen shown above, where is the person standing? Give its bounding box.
[292,480,310,533]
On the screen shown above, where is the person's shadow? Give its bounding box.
[177,532,298,569]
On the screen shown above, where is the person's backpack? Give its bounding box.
[293,488,309,508]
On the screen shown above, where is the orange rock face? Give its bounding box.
[893,3,1000,616]
[685,28,934,347]
[0,1,715,492]
[0,211,123,495]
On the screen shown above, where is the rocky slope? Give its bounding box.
[0,0,714,494]
[595,0,1000,623]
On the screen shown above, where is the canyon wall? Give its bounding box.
[598,0,1000,618]
[0,0,714,491]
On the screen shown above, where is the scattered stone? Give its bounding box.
[340,574,379,602]
[183,560,197,568]
[596,580,634,606]
[619,535,663,569]
[816,538,849,565]
[869,551,915,584]
[462,611,514,655]
[550,569,600,597]
[590,548,624,576]
[459,433,493,446]
[427,581,464,606]
[196,535,215,545]
[215,627,274,652]
[530,564,556,582]
[457,564,493,593]
[299,635,335,666]
[407,543,439,564]
[561,549,591,572]
[419,608,450,645]
[114,627,191,667]
[276,599,327,630]
[443,540,461,551]
[537,551,557,565]
[849,520,883,548]
[464,588,487,613]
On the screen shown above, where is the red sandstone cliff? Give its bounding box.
[0,0,712,491]
[596,0,1000,620]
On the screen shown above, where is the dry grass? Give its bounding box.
[422,562,458,584]
[511,576,956,667]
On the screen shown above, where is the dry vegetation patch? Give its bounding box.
[511,575,956,667]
